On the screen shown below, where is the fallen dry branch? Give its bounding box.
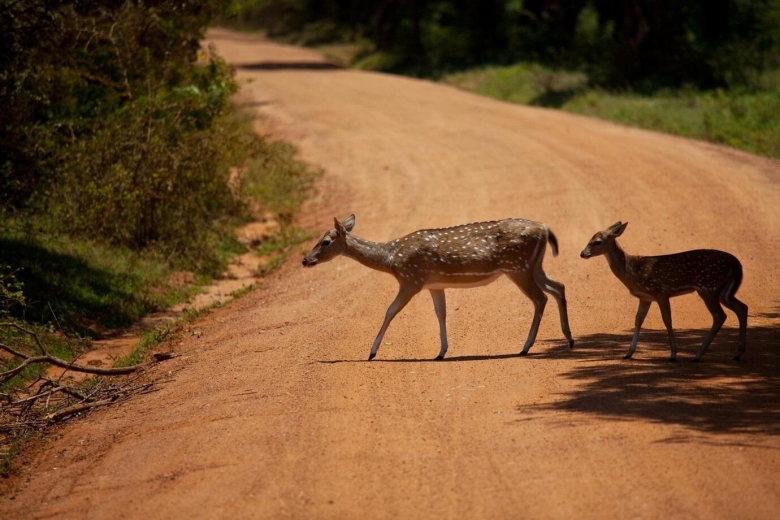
[0,323,145,383]
[0,344,142,382]
[1,323,172,460]
[1,373,166,457]
[8,386,71,407]
[46,398,117,422]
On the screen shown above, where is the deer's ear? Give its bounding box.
[610,221,628,237]
[334,217,346,236]
[334,215,354,236]
[343,214,356,232]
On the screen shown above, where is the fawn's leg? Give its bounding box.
[626,299,651,359]
[656,297,678,361]
[695,291,727,362]
[721,290,748,360]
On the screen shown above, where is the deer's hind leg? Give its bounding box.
[533,265,574,348]
[507,271,548,355]
[694,291,727,362]
[720,282,748,360]
[429,289,449,360]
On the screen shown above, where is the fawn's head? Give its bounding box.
[580,221,628,259]
[302,214,356,267]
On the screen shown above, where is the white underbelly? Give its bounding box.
[424,272,503,290]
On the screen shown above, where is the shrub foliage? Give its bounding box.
[1,0,256,264]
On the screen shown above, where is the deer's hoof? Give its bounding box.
[623,355,632,360]
[733,354,742,361]
[668,357,677,362]
[568,340,575,349]
[692,358,701,363]
[368,353,376,361]
[434,355,445,361]
[518,350,528,357]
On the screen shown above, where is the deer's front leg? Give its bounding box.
[626,299,651,359]
[656,297,678,361]
[429,289,448,360]
[368,285,419,361]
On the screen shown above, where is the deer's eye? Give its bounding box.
[322,238,332,247]
[593,239,602,246]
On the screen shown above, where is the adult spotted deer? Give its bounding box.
[580,221,747,361]
[303,215,573,360]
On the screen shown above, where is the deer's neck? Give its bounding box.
[604,241,632,283]
[344,234,393,274]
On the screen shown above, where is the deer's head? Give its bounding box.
[302,214,356,267]
[580,221,627,259]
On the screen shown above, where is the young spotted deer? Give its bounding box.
[580,222,747,361]
[303,215,573,360]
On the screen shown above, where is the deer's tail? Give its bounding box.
[547,228,559,257]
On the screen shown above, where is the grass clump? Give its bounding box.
[444,63,588,106]
[238,138,321,275]
[565,89,780,158]
[240,139,322,224]
[0,229,201,335]
[443,65,780,160]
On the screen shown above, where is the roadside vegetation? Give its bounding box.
[227,1,780,160]
[443,66,780,159]
[1,0,319,466]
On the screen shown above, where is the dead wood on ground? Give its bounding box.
[0,323,173,470]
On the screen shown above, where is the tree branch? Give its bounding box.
[46,398,117,422]
[0,323,147,381]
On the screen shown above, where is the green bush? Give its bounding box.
[48,52,251,261]
[2,1,246,257]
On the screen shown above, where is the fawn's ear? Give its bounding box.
[343,214,356,232]
[608,221,628,237]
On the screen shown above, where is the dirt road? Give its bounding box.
[4,29,780,519]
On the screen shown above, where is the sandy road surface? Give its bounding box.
[4,29,780,519]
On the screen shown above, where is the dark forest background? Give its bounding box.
[229,0,780,89]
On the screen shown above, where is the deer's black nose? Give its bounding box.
[302,258,309,266]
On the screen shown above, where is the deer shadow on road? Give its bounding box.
[525,319,780,437]
[317,352,521,364]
